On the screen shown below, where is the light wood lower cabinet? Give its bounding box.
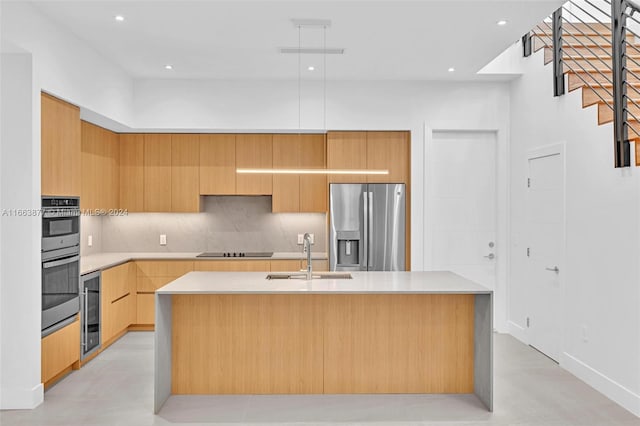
[41,316,80,387]
[101,262,136,346]
[135,261,194,326]
[194,260,271,272]
[133,259,329,327]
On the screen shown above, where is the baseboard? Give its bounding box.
[507,320,528,344]
[561,352,640,417]
[0,383,43,409]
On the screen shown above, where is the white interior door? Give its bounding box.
[428,131,497,290]
[526,147,564,362]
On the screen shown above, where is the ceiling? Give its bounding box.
[29,0,565,81]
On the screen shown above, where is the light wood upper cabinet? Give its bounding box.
[299,134,327,212]
[41,93,81,196]
[143,134,172,212]
[236,134,272,195]
[81,121,119,211]
[171,135,200,212]
[119,134,145,212]
[327,131,368,183]
[200,134,236,195]
[327,131,410,184]
[272,135,301,212]
[272,134,327,213]
[366,131,410,183]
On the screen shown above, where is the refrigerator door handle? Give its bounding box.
[368,191,373,268]
[363,191,368,268]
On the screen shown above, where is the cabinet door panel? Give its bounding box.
[366,131,410,183]
[272,134,300,212]
[137,293,155,324]
[300,134,327,212]
[236,134,273,195]
[81,121,119,210]
[171,134,200,212]
[41,317,80,383]
[120,134,145,212]
[200,134,236,195]
[144,134,172,212]
[41,93,81,196]
[327,131,367,183]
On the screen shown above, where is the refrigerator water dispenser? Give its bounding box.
[336,230,360,267]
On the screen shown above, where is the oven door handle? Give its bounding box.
[42,210,79,218]
[43,255,80,269]
[82,289,88,348]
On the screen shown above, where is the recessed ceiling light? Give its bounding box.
[308,66,315,71]
[448,67,455,72]
[497,20,508,26]
[114,15,125,22]
[164,64,173,70]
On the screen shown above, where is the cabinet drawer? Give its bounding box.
[41,317,80,383]
[136,260,193,277]
[194,260,270,271]
[270,260,302,272]
[137,276,178,292]
[102,263,131,302]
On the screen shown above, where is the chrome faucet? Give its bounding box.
[303,233,312,280]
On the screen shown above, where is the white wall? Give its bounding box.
[0,52,43,409]
[508,42,640,416]
[0,2,134,126]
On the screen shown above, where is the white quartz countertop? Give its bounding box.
[156,271,492,294]
[80,252,328,275]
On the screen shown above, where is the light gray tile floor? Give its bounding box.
[1,331,639,425]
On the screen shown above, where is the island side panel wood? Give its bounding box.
[322,294,474,393]
[170,293,474,395]
[171,294,324,394]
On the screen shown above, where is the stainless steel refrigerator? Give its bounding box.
[329,183,406,271]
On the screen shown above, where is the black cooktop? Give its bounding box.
[196,252,274,258]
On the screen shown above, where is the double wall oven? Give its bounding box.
[41,196,81,336]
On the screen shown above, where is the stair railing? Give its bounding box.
[528,0,640,167]
[612,0,640,166]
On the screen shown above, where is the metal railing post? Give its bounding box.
[612,0,631,167]
[522,32,532,57]
[552,8,565,96]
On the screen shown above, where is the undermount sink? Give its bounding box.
[266,272,353,280]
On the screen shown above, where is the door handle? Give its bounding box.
[545,266,560,273]
[484,253,495,260]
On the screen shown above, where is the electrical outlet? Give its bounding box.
[160,234,167,246]
[297,234,315,244]
[87,235,93,247]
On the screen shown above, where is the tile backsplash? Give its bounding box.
[81,196,326,254]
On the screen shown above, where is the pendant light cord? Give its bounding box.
[298,25,301,130]
[323,25,327,132]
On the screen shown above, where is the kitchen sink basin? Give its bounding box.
[266,272,352,280]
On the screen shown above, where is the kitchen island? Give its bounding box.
[154,271,493,413]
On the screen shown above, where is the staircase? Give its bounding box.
[529,2,640,166]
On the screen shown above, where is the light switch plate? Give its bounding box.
[160,234,167,246]
[309,234,315,244]
[298,234,315,244]
[87,235,93,247]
